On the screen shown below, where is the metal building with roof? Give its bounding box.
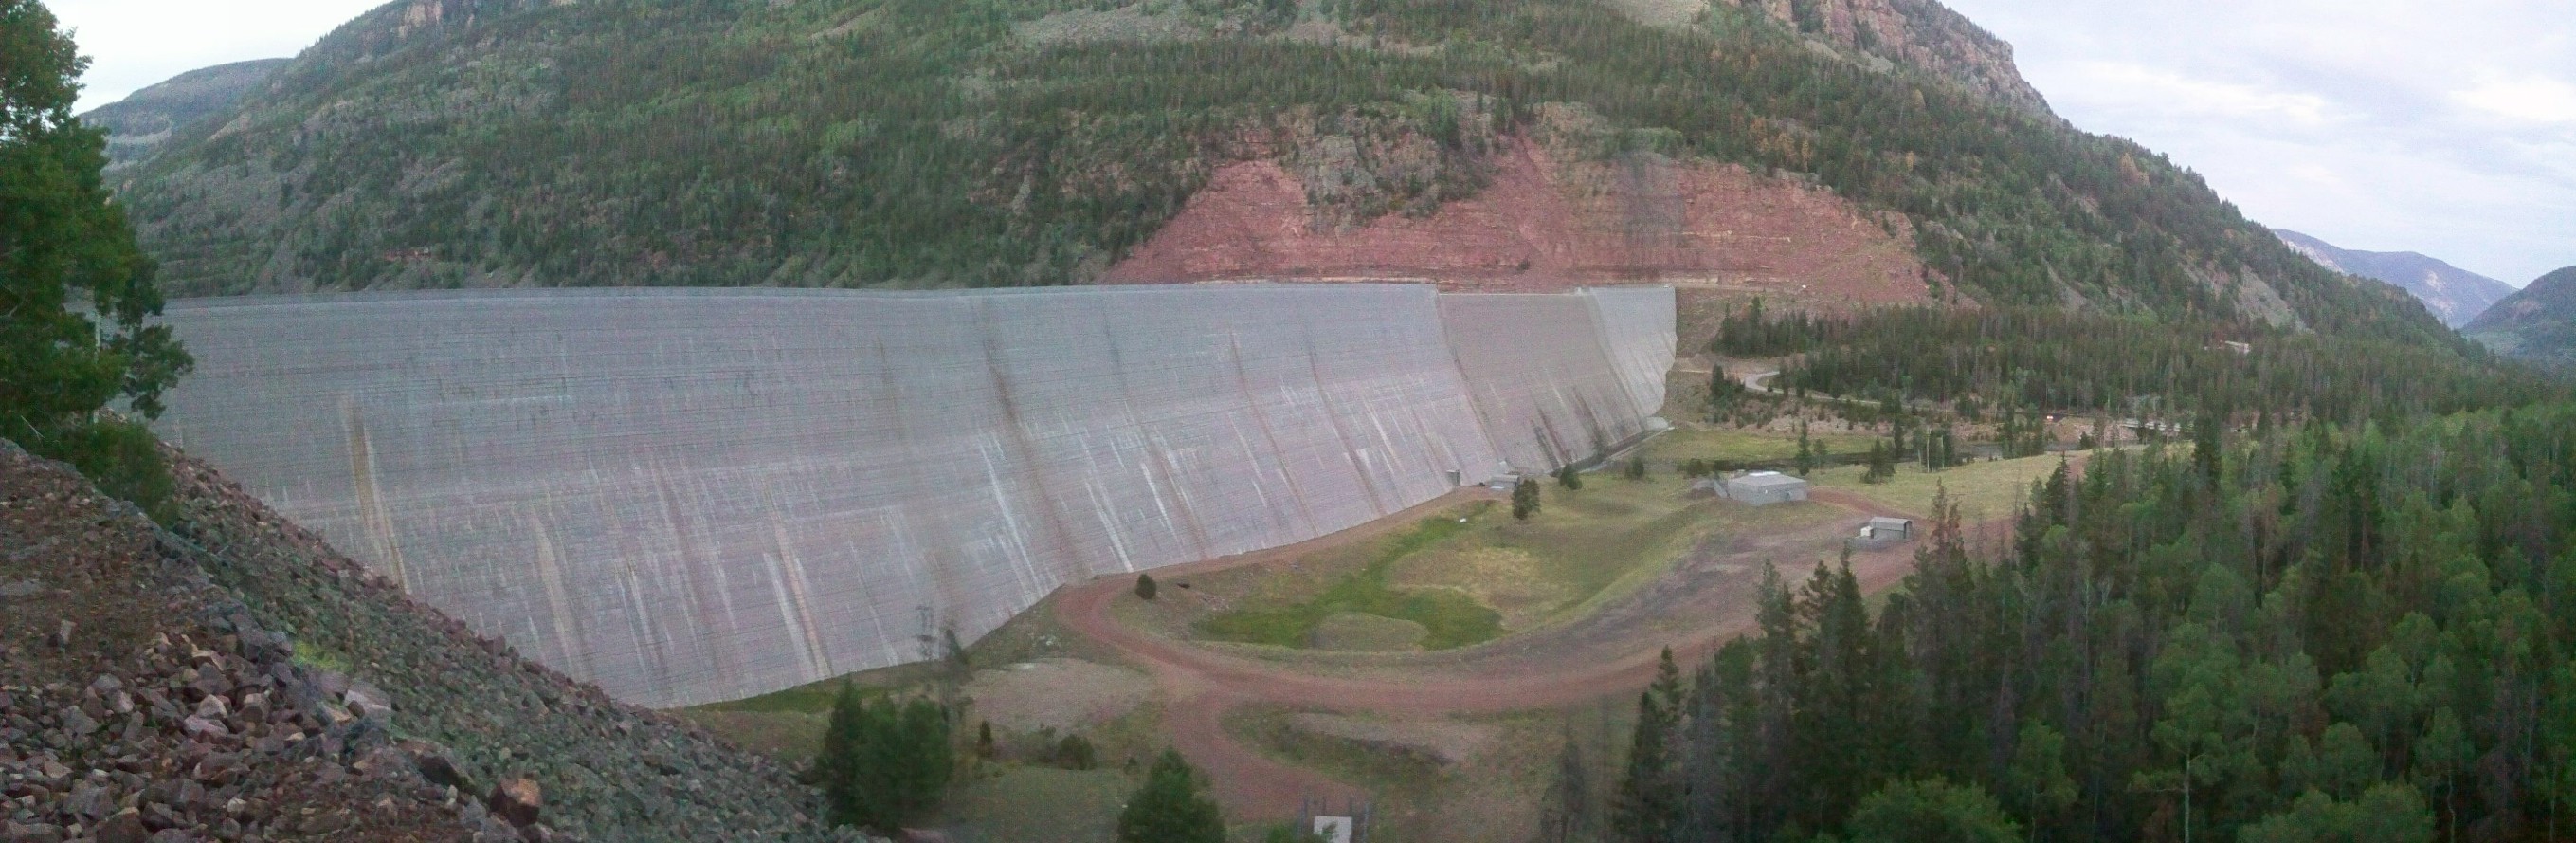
[1723,471,1810,505]
[1863,517,1913,541]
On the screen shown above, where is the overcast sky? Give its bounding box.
[57,0,2576,284]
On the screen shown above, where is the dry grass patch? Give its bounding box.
[1808,449,2083,520]
[1642,427,1876,465]
[963,658,1152,734]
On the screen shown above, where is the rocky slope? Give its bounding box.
[2274,229,2516,327]
[0,440,865,842]
[77,59,288,173]
[109,0,2451,349]
[2464,266,2576,365]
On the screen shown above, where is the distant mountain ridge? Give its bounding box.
[100,0,2455,352]
[77,58,288,172]
[2465,266,2576,364]
[2273,229,2517,328]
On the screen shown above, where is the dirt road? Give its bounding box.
[1057,473,2048,821]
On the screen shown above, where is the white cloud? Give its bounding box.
[57,0,388,114]
[2452,73,2576,124]
[2062,62,2339,126]
[1943,0,2576,284]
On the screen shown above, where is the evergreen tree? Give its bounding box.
[818,688,952,834]
[1845,779,2020,843]
[1542,728,1597,843]
[1136,573,1159,600]
[1615,647,1685,842]
[1119,750,1225,843]
[1558,464,1585,490]
[1514,476,1541,521]
[1794,422,1818,477]
[0,0,191,513]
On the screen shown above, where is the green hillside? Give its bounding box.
[2465,266,2576,365]
[115,0,2448,347]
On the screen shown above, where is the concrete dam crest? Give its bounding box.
[154,284,1678,707]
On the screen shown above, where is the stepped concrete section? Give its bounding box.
[153,284,1675,707]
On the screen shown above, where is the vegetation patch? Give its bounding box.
[1225,706,1445,791]
[1641,427,1873,467]
[1809,449,2095,520]
[1197,512,1500,650]
[939,765,1134,843]
[1307,611,1428,651]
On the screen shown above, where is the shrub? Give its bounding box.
[1135,573,1159,600]
[1118,750,1224,843]
[1056,734,1098,770]
[1512,477,1540,521]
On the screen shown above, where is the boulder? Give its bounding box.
[488,779,542,828]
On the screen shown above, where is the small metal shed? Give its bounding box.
[1863,517,1914,541]
[1724,471,1810,505]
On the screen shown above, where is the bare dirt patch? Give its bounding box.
[963,658,1153,734]
[1101,140,1929,302]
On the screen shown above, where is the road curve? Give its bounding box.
[1055,462,2073,821]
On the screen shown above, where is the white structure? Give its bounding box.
[1312,816,1355,843]
[1862,517,1913,541]
[1723,471,1810,505]
[154,284,1676,706]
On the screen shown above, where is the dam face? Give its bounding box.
[154,284,1675,707]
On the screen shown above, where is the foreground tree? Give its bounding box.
[1119,750,1225,843]
[818,687,952,834]
[0,0,190,510]
[1845,779,2019,843]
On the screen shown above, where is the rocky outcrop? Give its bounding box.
[0,439,871,841]
[1709,0,2050,115]
[1105,136,1931,305]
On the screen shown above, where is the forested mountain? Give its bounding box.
[76,58,287,172]
[1711,304,2567,427]
[2274,229,2516,328]
[1613,406,2576,841]
[108,0,2452,349]
[2464,267,2576,366]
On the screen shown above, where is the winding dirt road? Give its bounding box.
[1055,474,2041,820]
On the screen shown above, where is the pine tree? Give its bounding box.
[1514,476,1541,521]
[1119,750,1225,843]
[818,689,952,834]
[1136,572,1159,600]
[1794,421,1817,477]
[1541,728,1596,843]
[1615,648,1685,842]
[0,0,191,513]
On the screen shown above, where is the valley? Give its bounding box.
[9,0,2572,839]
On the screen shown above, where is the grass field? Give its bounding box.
[1641,427,1876,465]
[1808,449,2083,521]
[1183,473,1827,651]
[1198,511,1501,649]
[938,765,1134,843]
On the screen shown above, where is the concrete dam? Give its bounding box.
[153,284,1677,707]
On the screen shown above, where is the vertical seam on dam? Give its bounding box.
[154,284,1675,707]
